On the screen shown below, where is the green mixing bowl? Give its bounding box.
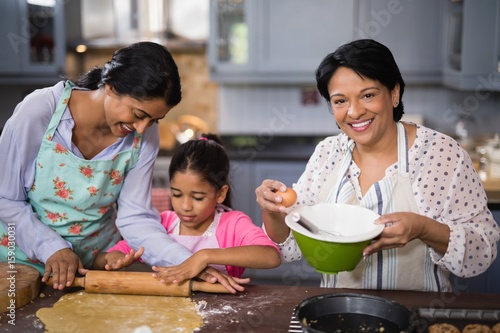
[285,203,383,274]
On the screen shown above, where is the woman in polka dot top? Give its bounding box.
[255,39,500,291]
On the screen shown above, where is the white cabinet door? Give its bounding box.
[357,0,443,84]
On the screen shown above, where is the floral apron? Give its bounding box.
[317,122,450,291]
[0,81,141,273]
[167,206,228,274]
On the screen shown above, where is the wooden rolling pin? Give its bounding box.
[46,270,230,297]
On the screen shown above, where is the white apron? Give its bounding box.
[168,206,228,275]
[317,122,450,291]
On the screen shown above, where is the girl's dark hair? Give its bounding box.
[315,39,405,121]
[169,133,232,208]
[76,41,182,107]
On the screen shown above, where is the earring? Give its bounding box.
[394,101,399,107]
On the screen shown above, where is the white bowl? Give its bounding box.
[285,203,383,243]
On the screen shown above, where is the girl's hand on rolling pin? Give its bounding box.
[42,248,88,290]
[152,252,206,284]
[152,260,249,294]
[104,247,144,270]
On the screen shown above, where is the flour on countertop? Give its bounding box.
[195,290,288,330]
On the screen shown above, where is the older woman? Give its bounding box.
[255,39,500,291]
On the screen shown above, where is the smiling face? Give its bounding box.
[327,67,400,149]
[170,171,228,235]
[103,85,172,137]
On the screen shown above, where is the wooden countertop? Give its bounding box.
[1,283,499,333]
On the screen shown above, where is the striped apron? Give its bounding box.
[318,122,450,291]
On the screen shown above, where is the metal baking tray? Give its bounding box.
[289,308,500,333]
[413,308,500,333]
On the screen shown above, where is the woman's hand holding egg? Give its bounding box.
[255,180,296,213]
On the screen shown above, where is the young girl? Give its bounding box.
[94,134,281,280]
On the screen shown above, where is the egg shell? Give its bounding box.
[280,188,297,207]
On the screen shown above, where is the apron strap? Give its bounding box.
[44,81,75,138]
[396,122,409,173]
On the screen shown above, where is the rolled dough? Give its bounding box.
[36,291,204,333]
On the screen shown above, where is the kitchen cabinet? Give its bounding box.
[357,0,443,84]
[0,0,65,85]
[209,0,444,85]
[442,0,500,91]
[229,158,321,285]
[229,159,306,228]
[208,0,356,84]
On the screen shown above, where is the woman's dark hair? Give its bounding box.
[77,41,182,107]
[315,39,405,121]
[169,133,232,208]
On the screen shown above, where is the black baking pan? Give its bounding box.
[412,308,500,333]
[295,293,414,333]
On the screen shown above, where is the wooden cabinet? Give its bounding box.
[208,0,355,84]
[442,0,500,91]
[357,0,443,84]
[0,0,65,84]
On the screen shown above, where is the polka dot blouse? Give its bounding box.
[280,125,500,278]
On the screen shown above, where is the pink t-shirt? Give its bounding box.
[108,210,279,278]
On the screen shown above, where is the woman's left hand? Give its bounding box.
[363,212,450,256]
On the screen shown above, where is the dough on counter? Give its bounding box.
[492,323,500,333]
[36,291,204,333]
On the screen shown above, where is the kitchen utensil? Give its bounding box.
[295,293,414,333]
[46,270,230,297]
[290,212,342,238]
[285,203,383,274]
[0,263,41,313]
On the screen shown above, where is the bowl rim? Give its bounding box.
[285,203,383,243]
